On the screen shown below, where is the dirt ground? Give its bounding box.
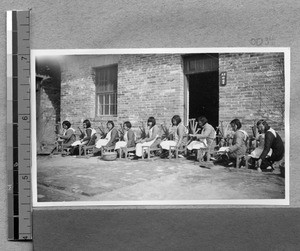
[36,154,285,203]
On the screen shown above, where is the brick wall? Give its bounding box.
[55,53,285,140]
[219,53,285,134]
[60,55,120,130]
[59,54,185,137]
[118,54,184,127]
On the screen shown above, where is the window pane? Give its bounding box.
[113,93,117,105]
[97,95,100,115]
[95,65,118,116]
[110,93,114,105]
[105,94,109,105]
[105,105,109,115]
[97,95,103,115]
[101,97,104,115]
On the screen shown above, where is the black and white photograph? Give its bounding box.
[31,48,289,206]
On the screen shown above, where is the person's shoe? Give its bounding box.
[131,156,140,160]
[226,162,235,167]
[262,166,273,172]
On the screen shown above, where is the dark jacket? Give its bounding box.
[82,128,97,146]
[126,129,136,148]
[106,127,119,147]
[259,129,284,161]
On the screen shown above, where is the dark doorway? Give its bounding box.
[188,71,219,128]
[183,54,219,128]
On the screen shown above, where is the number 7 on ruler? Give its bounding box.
[7,10,32,241]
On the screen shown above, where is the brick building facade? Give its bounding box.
[36,52,285,146]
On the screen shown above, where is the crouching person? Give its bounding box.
[256,120,284,172]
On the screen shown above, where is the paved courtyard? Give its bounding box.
[36,155,285,203]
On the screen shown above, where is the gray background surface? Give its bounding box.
[0,0,300,250]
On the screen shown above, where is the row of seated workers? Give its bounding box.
[56,115,284,172]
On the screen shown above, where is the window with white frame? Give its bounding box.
[95,65,117,116]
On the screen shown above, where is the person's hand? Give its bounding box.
[225,148,230,152]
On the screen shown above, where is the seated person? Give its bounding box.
[94,121,119,154]
[69,119,97,155]
[217,118,248,167]
[132,116,161,160]
[256,119,284,172]
[187,116,216,152]
[115,121,136,150]
[160,115,188,158]
[51,120,76,154]
[57,120,76,147]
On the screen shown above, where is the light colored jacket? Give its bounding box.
[196,123,216,146]
[228,130,248,158]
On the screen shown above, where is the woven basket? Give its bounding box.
[102,151,117,161]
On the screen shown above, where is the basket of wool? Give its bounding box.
[102,151,117,161]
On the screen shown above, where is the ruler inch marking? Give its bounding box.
[7,10,32,241]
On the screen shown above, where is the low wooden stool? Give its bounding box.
[120,147,136,159]
[141,146,160,160]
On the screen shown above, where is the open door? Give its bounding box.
[183,54,219,128]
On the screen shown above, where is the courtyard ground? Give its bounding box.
[36,154,285,203]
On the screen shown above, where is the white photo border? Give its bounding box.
[31,47,290,207]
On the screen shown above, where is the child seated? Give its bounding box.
[94,121,119,155]
[51,120,76,154]
[187,116,216,159]
[215,119,248,167]
[160,115,187,158]
[132,117,161,160]
[68,119,96,155]
[115,121,136,151]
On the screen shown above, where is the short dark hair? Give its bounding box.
[123,121,132,129]
[107,120,114,128]
[230,118,242,129]
[257,119,270,132]
[83,119,91,128]
[62,120,71,129]
[171,115,181,126]
[197,116,208,125]
[147,117,156,127]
